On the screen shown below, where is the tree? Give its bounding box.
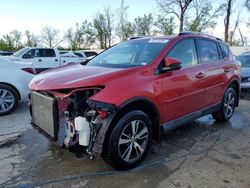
[40,26,61,47]
[133,13,154,36]
[93,7,114,49]
[116,0,130,41]
[25,30,39,47]
[155,16,176,35]
[2,30,23,51]
[0,39,9,51]
[185,0,222,32]
[65,21,95,50]
[104,6,113,47]
[219,0,234,43]
[156,0,193,32]
[93,12,108,49]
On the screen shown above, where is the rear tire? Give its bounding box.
[102,110,152,170]
[0,84,19,116]
[212,87,236,122]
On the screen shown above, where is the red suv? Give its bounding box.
[29,32,240,170]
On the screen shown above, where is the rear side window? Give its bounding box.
[167,38,198,67]
[40,49,56,57]
[85,51,98,57]
[197,39,220,63]
[218,43,229,59]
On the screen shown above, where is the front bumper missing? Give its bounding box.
[30,91,118,156]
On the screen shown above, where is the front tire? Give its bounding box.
[212,87,236,122]
[102,110,152,170]
[0,84,19,116]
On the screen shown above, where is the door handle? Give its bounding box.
[38,59,42,62]
[55,59,58,62]
[196,72,205,78]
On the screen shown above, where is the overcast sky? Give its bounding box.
[0,0,248,40]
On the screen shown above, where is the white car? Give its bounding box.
[4,47,86,73]
[0,58,36,115]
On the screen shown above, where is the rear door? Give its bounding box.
[159,38,206,123]
[196,39,231,106]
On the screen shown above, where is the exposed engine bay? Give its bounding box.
[30,88,117,158]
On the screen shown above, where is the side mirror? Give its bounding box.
[162,57,182,71]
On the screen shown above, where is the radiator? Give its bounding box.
[31,92,58,138]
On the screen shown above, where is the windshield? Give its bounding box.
[13,48,29,57]
[236,55,250,67]
[87,39,168,68]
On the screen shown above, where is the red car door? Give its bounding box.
[196,39,230,107]
[158,38,206,123]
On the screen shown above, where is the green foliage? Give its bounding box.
[155,16,176,35]
[185,0,222,32]
[25,30,39,47]
[133,13,154,36]
[64,21,95,50]
[93,7,113,49]
[1,30,23,51]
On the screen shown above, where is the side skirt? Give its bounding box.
[161,103,221,134]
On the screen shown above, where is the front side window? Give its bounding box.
[87,39,168,68]
[197,39,220,63]
[23,49,40,58]
[167,38,198,67]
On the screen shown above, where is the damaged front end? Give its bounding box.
[30,87,117,157]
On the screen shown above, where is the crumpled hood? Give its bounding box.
[29,64,130,90]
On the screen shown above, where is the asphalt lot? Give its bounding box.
[0,96,250,188]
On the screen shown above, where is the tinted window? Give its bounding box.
[85,51,98,57]
[167,39,198,67]
[40,49,56,57]
[219,43,229,59]
[74,52,84,57]
[197,39,220,63]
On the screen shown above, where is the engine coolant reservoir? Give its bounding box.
[74,116,90,146]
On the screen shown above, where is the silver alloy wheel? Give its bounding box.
[118,120,149,163]
[0,89,15,113]
[224,91,235,118]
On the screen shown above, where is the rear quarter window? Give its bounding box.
[218,43,229,59]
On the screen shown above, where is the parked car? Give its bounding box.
[3,47,86,73]
[60,50,98,58]
[236,53,250,90]
[29,32,240,170]
[0,51,14,56]
[0,58,36,115]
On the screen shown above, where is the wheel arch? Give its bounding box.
[105,97,161,143]
[227,79,240,107]
[0,82,21,100]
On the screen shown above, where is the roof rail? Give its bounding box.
[178,31,222,41]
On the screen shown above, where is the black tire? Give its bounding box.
[102,110,152,170]
[212,87,236,122]
[0,84,19,116]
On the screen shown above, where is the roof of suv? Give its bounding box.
[130,31,224,44]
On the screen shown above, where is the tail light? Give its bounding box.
[22,68,36,75]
